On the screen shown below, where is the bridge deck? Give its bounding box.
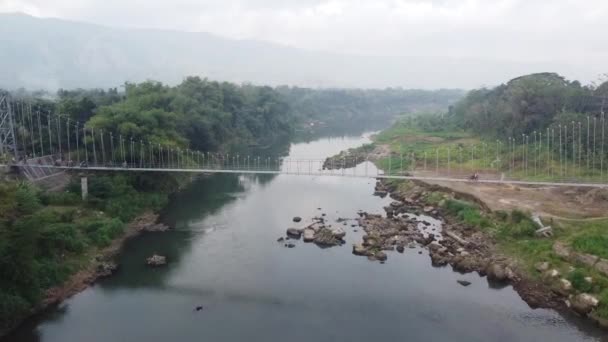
[4,164,607,188]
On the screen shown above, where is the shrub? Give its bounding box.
[424,192,444,204]
[568,269,593,293]
[39,223,87,255]
[81,218,124,247]
[511,209,529,223]
[0,293,31,332]
[458,208,490,228]
[15,184,41,215]
[444,199,475,215]
[34,259,73,289]
[40,191,81,206]
[494,210,509,221]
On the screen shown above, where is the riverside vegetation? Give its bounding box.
[0,78,463,336]
[324,72,608,327]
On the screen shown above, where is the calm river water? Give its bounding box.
[6,133,606,342]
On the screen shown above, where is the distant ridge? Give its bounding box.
[0,12,594,90]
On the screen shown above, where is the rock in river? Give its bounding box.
[293,216,302,223]
[375,251,388,262]
[457,280,472,287]
[303,228,316,242]
[353,244,367,256]
[314,228,341,246]
[286,228,302,239]
[485,263,508,282]
[146,254,167,267]
[332,227,346,239]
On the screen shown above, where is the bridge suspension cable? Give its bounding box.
[1,97,608,188]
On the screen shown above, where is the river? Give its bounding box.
[6,132,605,342]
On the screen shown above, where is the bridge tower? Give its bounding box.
[0,94,17,160]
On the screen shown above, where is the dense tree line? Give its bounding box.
[447,73,607,138]
[276,86,464,130]
[78,78,294,152]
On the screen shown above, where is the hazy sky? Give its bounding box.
[1,0,607,85]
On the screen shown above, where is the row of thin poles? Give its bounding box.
[384,114,607,182]
[8,100,608,182]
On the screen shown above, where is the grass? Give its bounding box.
[572,235,608,259]
[373,118,608,183]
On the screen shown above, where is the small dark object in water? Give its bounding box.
[277,237,284,242]
[457,280,472,287]
[195,305,204,311]
[293,216,302,222]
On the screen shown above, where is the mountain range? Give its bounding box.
[0,13,596,90]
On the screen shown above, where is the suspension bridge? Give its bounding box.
[1,94,607,188]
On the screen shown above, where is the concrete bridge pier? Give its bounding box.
[81,177,88,201]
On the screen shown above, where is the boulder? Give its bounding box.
[286,228,302,239]
[569,293,599,315]
[352,244,367,256]
[303,228,315,242]
[396,245,405,253]
[554,278,572,296]
[332,227,346,239]
[374,190,388,198]
[375,251,388,261]
[293,216,302,223]
[96,262,118,277]
[486,263,508,282]
[457,280,472,287]
[423,206,434,213]
[535,261,550,273]
[543,269,561,279]
[594,259,608,277]
[285,243,296,248]
[452,256,478,273]
[146,254,167,267]
[314,228,340,246]
[572,252,599,267]
[430,250,449,266]
[390,201,402,208]
[277,237,285,242]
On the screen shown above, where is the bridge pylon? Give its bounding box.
[0,94,17,161]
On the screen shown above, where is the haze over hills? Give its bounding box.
[0,13,598,90]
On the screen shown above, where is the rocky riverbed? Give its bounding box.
[277,176,605,328]
[365,179,608,328]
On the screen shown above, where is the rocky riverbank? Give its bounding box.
[362,178,607,328]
